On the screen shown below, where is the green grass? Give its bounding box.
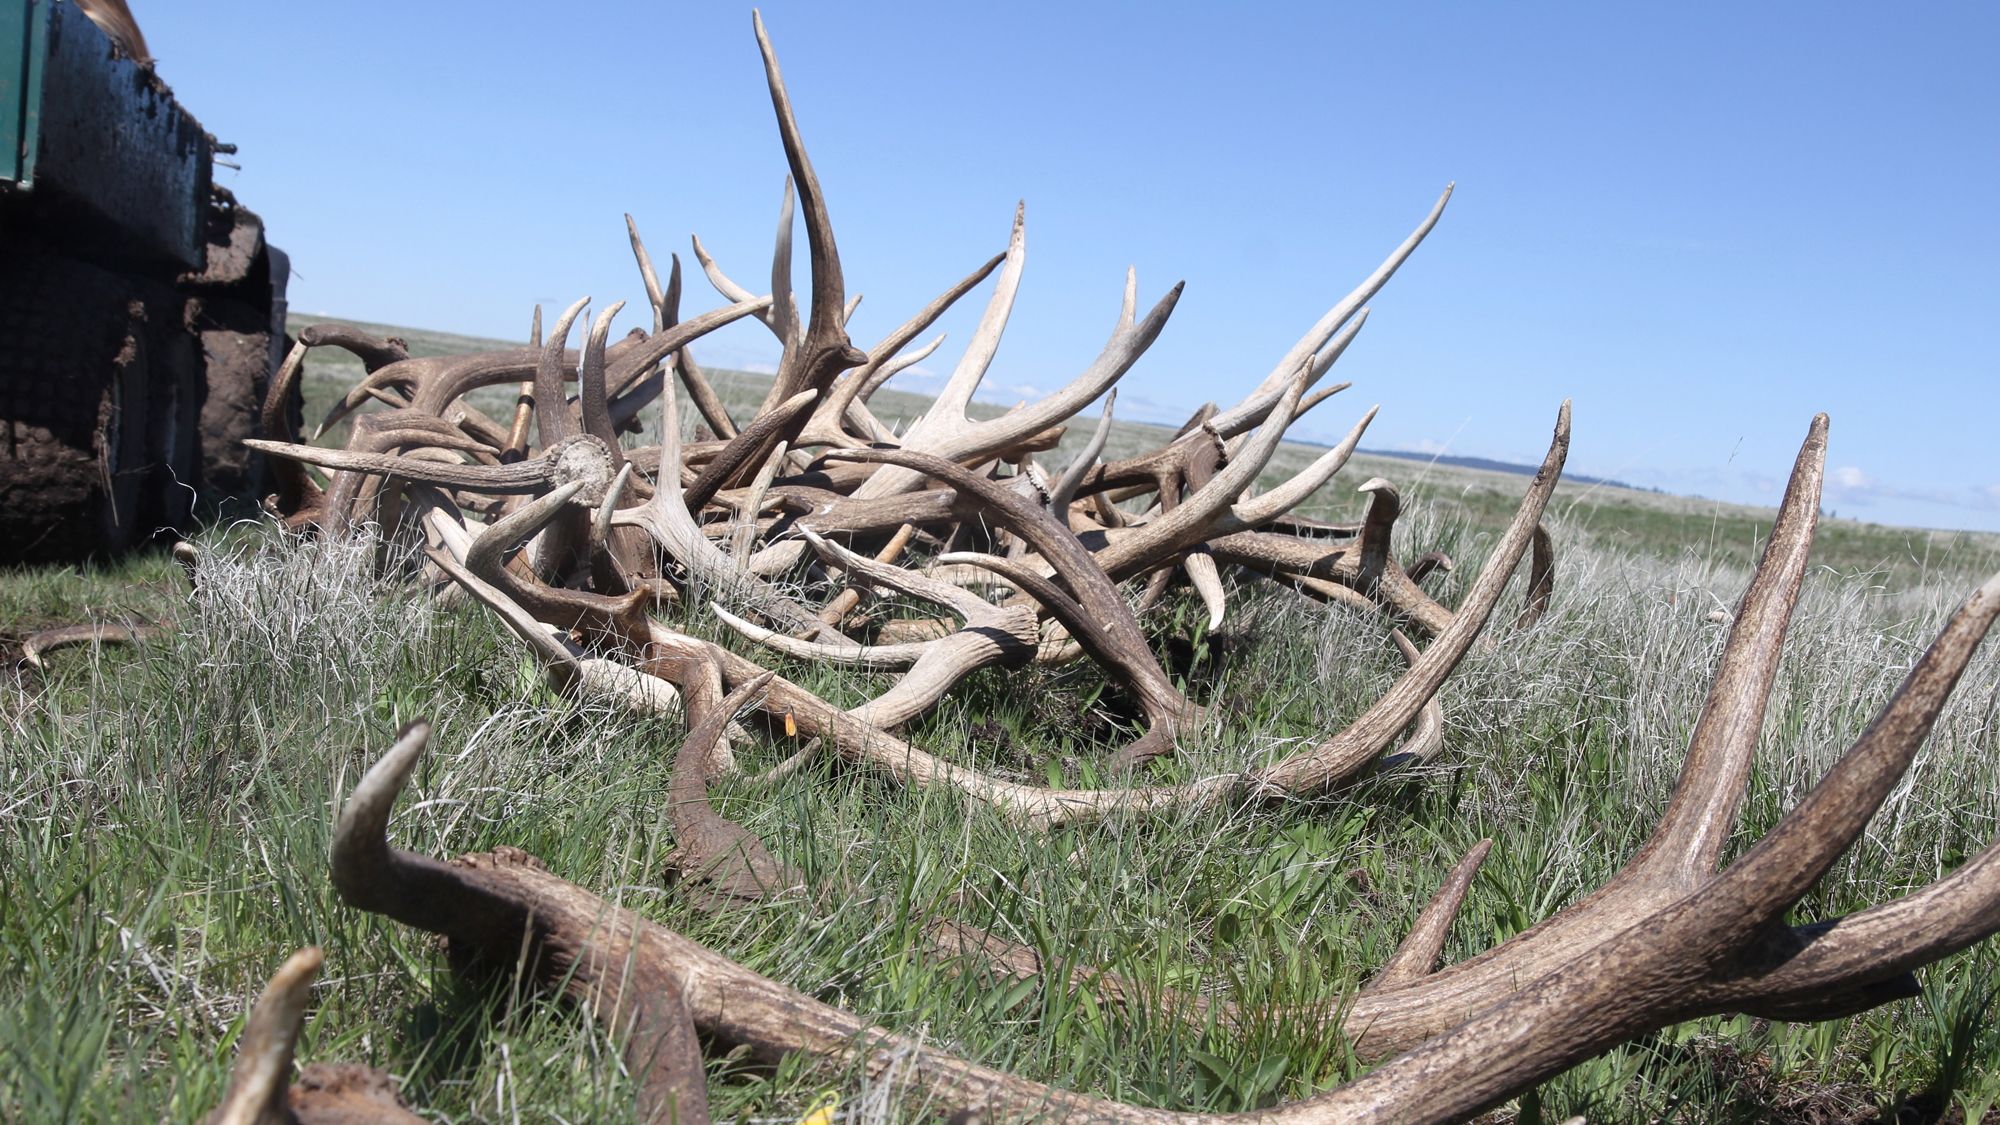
[8,323,2000,1121]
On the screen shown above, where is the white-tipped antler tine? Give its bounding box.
[331,719,434,917]
[590,463,635,559]
[1048,388,1117,518]
[465,481,586,578]
[1224,404,1379,531]
[858,335,944,402]
[207,946,323,1125]
[626,214,668,331]
[690,232,773,329]
[798,527,997,621]
[1185,545,1226,630]
[770,174,799,347]
[1212,307,1369,438]
[923,201,1025,429]
[1253,400,1569,795]
[1251,184,1451,399]
[1119,266,1137,331]
[890,280,1180,492]
[712,603,929,670]
[797,246,1004,446]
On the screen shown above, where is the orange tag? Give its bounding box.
[783,711,797,738]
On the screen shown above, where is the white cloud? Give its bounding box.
[1824,465,1955,509]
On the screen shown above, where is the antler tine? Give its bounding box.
[856,334,943,403]
[1515,522,1555,629]
[1184,545,1227,630]
[627,214,668,329]
[1712,651,2000,1006]
[1048,389,1117,521]
[206,946,322,1125]
[630,225,738,440]
[798,249,1006,448]
[1222,404,1378,533]
[1616,414,1826,897]
[907,203,1026,439]
[688,234,770,323]
[602,293,776,394]
[331,720,442,921]
[712,604,931,671]
[1119,265,1137,330]
[769,175,800,348]
[1091,365,1312,581]
[1253,400,1569,795]
[1251,184,1451,400]
[863,279,1185,503]
[578,301,628,456]
[1211,307,1368,439]
[1387,628,1446,765]
[1698,564,2000,949]
[751,10,868,397]
[589,463,635,561]
[464,481,585,575]
[535,297,593,446]
[1321,563,2000,1121]
[1366,840,1493,994]
[1353,478,1399,595]
[259,339,316,515]
[682,389,818,513]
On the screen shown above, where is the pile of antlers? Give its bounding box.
[205,12,2000,1124]
[244,9,1522,821]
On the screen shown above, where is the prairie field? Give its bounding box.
[6,322,2000,1123]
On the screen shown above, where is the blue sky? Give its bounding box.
[139,2,1997,529]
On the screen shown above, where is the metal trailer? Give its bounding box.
[0,0,293,562]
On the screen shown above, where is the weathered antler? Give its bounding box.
[202,946,425,1125]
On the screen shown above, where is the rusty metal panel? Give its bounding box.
[29,0,209,269]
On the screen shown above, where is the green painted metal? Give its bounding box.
[1,0,48,186]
